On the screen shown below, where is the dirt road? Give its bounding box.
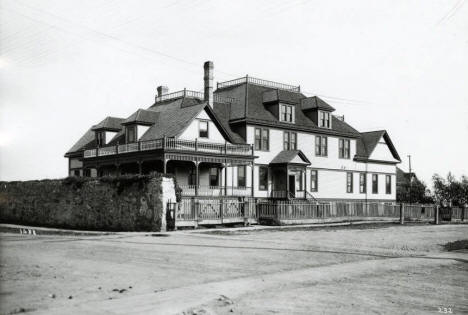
[1,223,467,314]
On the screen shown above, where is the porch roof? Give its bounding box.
[269,150,311,165]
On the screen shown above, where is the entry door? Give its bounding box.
[288,175,296,197]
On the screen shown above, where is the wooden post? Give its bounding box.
[251,162,255,197]
[195,162,199,196]
[195,138,198,151]
[435,205,439,225]
[220,198,224,224]
[163,158,167,174]
[138,161,142,175]
[399,203,404,225]
[224,164,228,196]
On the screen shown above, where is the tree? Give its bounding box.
[432,173,468,207]
[397,176,433,204]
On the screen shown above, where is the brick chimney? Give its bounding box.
[157,86,169,97]
[204,61,214,107]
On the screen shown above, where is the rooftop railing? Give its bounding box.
[83,137,253,158]
[155,89,237,104]
[217,76,301,92]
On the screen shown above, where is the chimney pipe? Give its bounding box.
[204,61,214,107]
[157,86,169,97]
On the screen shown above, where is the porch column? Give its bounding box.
[223,163,228,196]
[304,169,307,194]
[115,163,121,176]
[286,166,289,199]
[251,162,255,197]
[163,156,167,174]
[195,161,199,196]
[138,161,142,175]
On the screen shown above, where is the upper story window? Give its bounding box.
[319,111,331,128]
[96,132,105,147]
[346,172,353,193]
[199,120,209,138]
[255,128,269,151]
[339,138,351,159]
[126,126,137,143]
[283,131,297,150]
[280,103,295,123]
[315,135,328,156]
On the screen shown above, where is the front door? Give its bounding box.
[288,175,295,198]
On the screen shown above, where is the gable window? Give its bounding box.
[258,166,268,191]
[283,131,297,150]
[96,132,106,147]
[126,126,137,143]
[359,173,367,193]
[280,104,295,123]
[199,120,209,138]
[346,172,353,193]
[315,136,328,156]
[319,111,331,128]
[237,166,246,187]
[386,175,392,194]
[255,128,269,151]
[372,174,378,194]
[209,168,219,186]
[339,139,350,159]
[310,170,318,192]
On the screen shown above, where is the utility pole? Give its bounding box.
[407,155,412,204]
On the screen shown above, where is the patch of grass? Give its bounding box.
[444,239,468,251]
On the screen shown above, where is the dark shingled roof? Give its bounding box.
[91,116,124,131]
[215,83,357,137]
[301,96,335,112]
[65,127,95,155]
[123,109,160,125]
[270,150,311,165]
[355,130,401,162]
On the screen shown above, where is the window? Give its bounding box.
[315,136,328,156]
[283,131,297,150]
[199,120,209,138]
[255,128,269,151]
[386,175,392,194]
[310,170,318,192]
[339,139,350,159]
[280,104,295,123]
[259,166,268,190]
[96,132,106,147]
[319,111,331,128]
[359,173,367,193]
[126,126,137,143]
[372,174,378,194]
[73,170,80,176]
[346,172,353,193]
[188,167,196,186]
[209,168,219,186]
[237,166,246,187]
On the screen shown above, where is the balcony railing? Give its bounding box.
[217,76,300,92]
[154,89,237,104]
[179,185,252,197]
[83,137,253,158]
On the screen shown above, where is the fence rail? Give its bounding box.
[217,76,300,92]
[83,137,253,158]
[179,185,252,197]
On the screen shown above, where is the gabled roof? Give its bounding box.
[122,109,159,125]
[214,83,358,137]
[91,116,124,131]
[270,150,311,165]
[301,96,335,112]
[355,130,401,163]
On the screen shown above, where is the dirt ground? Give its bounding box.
[0,223,467,314]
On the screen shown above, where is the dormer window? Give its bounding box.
[126,125,137,143]
[96,132,105,147]
[319,111,331,128]
[280,104,295,123]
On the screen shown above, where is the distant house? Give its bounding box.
[65,61,401,202]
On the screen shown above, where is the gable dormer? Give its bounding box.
[301,96,335,129]
[262,89,299,124]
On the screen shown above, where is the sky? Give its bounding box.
[0,0,467,188]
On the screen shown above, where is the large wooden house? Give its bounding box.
[66,61,401,202]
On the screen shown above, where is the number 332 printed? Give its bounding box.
[438,307,453,314]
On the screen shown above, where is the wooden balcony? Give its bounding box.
[83,138,253,159]
[179,185,252,197]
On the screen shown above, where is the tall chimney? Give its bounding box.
[157,85,169,97]
[204,61,214,107]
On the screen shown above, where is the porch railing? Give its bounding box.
[83,137,253,158]
[179,185,252,197]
